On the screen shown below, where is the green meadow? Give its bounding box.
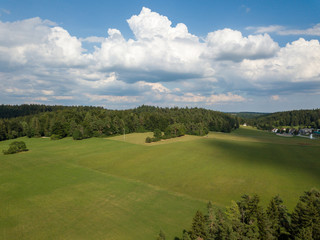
[0,127,319,239]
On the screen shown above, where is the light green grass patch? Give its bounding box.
[0,141,205,240]
[108,132,203,146]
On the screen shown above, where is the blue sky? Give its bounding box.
[0,0,320,112]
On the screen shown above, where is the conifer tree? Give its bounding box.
[181,230,191,240]
[225,200,243,239]
[291,189,320,239]
[294,227,313,240]
[206,201,217,239]
[237,194,261,239]
[266,195,290,239]
[190,210,207,240]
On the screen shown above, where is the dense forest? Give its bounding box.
[0,104,239,141]
[230,112,269,120]
[0,104,70,119]
[247,109,320,130]
[157,189,320,240]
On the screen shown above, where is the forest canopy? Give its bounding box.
[0,105,240,141]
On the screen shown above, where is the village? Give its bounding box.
[271,127,320,139]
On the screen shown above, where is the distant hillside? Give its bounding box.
[250,109,320,130]
[229,112,269,119]
[0,104,66,119]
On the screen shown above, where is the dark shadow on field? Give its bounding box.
[202,137,320,181]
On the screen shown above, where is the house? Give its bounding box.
[314,131,320,138]
[299,128,313,135]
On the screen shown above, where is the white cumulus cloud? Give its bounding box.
[0,7,319,110]
[248,23,320,36]
[204,28,279,61]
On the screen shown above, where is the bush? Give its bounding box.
[145,137,152,143]
[145,136,162,143]
[153,129,162,139]
[152,137,161,142]
[72,129,83,140]
[50,134,63,140]
[3,141,28,155]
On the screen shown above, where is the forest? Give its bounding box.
[158,189,320,240]
[248,109,320,130]
[0,104,239,141]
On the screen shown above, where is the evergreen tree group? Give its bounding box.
[159,189,320,240]
[247,109,320,130]
[0,105,240,141]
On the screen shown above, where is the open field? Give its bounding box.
[0,127,319,239]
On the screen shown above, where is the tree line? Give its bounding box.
[0,104,70,119]
[246,109,320,130]
[157,189,320,240]
[0,105,240,141]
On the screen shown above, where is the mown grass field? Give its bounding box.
[0,127,319,239]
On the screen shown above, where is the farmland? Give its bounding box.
[0,127,319,239]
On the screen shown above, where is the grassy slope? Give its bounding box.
[101,128,320,208]
[0,127,320,239]
[0,137,205,240]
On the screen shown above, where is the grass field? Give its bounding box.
[0,127,319,239]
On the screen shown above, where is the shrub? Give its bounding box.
[3,141,28,155]
[72,129,83,140]
[145,137,152,143]
[153,129,162,139]
[50,134,63,140]
[152,137,161,142]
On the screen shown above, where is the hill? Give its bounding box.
[249,109,320,130]
[229,112,269,119]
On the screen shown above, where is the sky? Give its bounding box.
[0,0,320,112]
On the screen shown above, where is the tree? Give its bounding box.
[3,141,28,154]
[0,120,7,141]
[51,122,67,138]
[294,227,313,240]
[72,129,83,140]
[291,189,320,239]
[225,200,244,239]
[266,195,290,239]
[156,230,166,240]
[237,194,261,239]
[153,129,162,139]
[190,210,207,240]
[30,116,41,137]
[145,137,152,143]
[181,231,191,240]
[205,201,217,239]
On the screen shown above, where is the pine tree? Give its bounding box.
[266,195,290,239]
[190,210,207,240]
[237,194,261,239]
[294,227,313,240]
[0,120,7,141]
[291,189,320,239]
[215,209,230,240]
[182,230,191,240]
[206,201,217,239]
[225,200,243,239]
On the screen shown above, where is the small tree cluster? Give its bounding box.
[3,141,28,155]
[146,124,187,143]
[159,189,320,240]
